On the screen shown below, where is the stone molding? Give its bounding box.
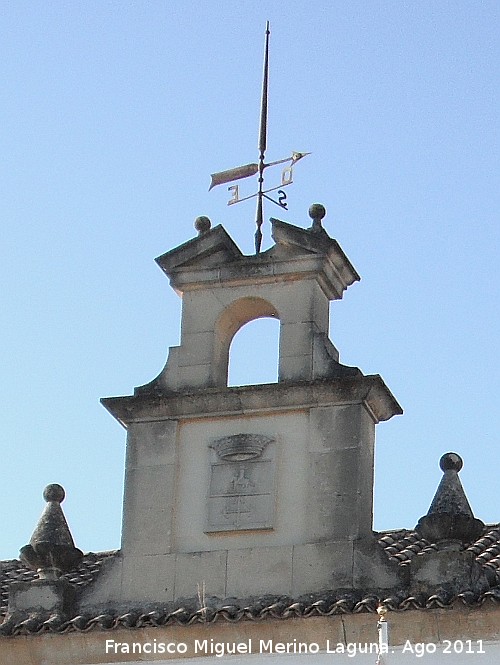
[102,374,402,427]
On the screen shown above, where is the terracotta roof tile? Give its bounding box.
[1,589,500,637]
[376,525,500,568]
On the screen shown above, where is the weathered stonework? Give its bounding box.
[94,218,402,606]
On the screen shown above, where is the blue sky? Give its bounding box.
[1,1,499,559]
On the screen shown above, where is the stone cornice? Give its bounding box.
[165,253,356,299]
[101,375,402,428]
[1,598,500,652]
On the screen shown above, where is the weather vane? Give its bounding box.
[209,22,310,254]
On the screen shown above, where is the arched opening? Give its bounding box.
[212,296,281,387]
[228,317,280,386]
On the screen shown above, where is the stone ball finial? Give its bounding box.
[308,203,326,231]
[440,452,463,473]
[194,215,211,236]
[43,483,65,503]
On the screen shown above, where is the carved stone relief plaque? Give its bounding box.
[205,434,275,533]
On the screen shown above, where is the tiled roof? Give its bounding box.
[0,551,114,620]
[377,525,500,577]
[1,527,500,637]
[1,588,500,637]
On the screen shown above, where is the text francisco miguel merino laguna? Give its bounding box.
[105,638,386,657]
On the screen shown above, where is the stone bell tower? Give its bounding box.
[97,205,402,607]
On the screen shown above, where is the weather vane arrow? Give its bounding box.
[209,22,310,254]
[209,152,310,191]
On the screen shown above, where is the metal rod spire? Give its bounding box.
[255,21,270,254]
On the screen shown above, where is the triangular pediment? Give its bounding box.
[155,225,243,276]
[270,218,360,283]
[155,217,359,298]
[271,218,336,255]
